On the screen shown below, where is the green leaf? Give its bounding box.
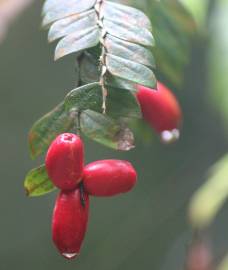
[65,82,141,119]
[189,154,228,229]
[29,102,74,159]
[42,0,96,27]
[55,26,100,60]
[105,34,155,68]
[24,165,56,197]
[102,1,152,30]
[105,86,141,119]
[79,52,100,84]
[106,54,156,88]
[103,19,154,47]
[79,52,138,91]
[106,74,137,92]
[65,82,101,112]
[80,110,135,150]
[48,10,97,42]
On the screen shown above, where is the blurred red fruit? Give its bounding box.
[83,160,137,197]
[136,82,182,143]
[186,240,213,270]
[45,133,84,190]
[52,188,89,260]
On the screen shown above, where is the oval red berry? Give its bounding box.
[136,82,182,134]
[52,188,89,260]
[45,133,84,190]
[83,160,137,197]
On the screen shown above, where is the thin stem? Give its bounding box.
[95,0,108,113]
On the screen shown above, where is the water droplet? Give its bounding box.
[62,252,78,259]
[160,129,180,144]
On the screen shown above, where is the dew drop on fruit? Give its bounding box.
[62,252,78,259]
[160,129,180,144]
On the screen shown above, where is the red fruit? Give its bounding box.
[83,160,137,197]
[45,133,84,190]
[136,82,182,142]
[52,188,89,260]
[186,240,213,270]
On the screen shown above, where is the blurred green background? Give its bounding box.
[1,0,228,269]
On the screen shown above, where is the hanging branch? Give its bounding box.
[29,0,156,157]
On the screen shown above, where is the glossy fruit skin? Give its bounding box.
[83,160,137,197]
[45,133,84,190]
[52,188,89,260]
[136,82,182,132]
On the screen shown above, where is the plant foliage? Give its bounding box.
[25,0,195,196]
[26,0,157,195]
[28,0,156,160]
[189,154,228,229]
[24,165,56,196]
[129,0,196,87]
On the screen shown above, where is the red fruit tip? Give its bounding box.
[61,133,77,142]
[160,129,180,144]
[61,252,79,260]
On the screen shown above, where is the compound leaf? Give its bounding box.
[42,0,156,89]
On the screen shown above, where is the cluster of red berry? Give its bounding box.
[44,81,181,260]
[46,133,137,259]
